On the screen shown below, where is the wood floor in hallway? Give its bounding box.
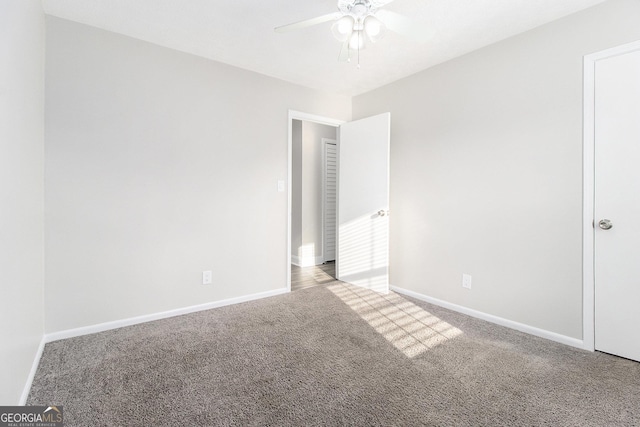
[291,262,336,291]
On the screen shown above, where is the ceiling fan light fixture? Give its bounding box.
[275,0,405,66]
[331,15,355,42]
[364,15,385,42]
[349,30,366,50]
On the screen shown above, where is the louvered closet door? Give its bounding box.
[324,140,337,262]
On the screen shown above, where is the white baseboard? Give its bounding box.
[45,288,289,343]
[391,286,587,350]
[20,336,46,405]
[291,255,324,267]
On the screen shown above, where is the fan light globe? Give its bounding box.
[331,15,355,42]
[364,15,385,42]
[349,30,365,50]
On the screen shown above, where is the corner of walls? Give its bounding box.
[19,338,47,405]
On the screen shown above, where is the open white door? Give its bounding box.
[337,113,390,293]
[594,46,640,362]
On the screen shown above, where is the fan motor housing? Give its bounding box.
[339,0,374,17]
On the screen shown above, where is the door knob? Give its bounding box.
[378,210,388,217]
[598,219,613,230]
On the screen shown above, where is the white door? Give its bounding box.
[337,113,390,293]
[594,46,640,362]
[323,140,337,262]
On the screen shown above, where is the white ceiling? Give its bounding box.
[42,0,606,96]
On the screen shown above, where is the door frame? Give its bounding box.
[582,39,640,352]
[287,110,344,291]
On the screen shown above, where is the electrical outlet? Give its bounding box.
[462,274,472,289]
[202,270,212,285]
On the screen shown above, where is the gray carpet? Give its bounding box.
[28,281,640,426]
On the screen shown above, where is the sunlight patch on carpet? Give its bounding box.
[328,283,462,357]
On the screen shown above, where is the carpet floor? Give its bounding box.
[28,280,640,426]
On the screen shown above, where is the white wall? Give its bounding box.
[0,0,45,404]
[353,0,640,339]
[44,17,351,333]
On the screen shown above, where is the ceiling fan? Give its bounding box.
[275,0,425,66]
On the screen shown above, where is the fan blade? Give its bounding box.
[275,12,341,33]
[376,10,430,41]
[338,40,350,62]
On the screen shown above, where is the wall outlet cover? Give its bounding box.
[202,270,213,285]
[462,274,472,289]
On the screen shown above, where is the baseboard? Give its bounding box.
[45,288,289,343]
[391,286,587,350]
[20,336,46,405]
[291,255,324,267]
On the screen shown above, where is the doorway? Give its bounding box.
[583,40,640,362]
[287,111,343,292]
[286,110,391,294]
